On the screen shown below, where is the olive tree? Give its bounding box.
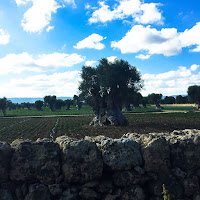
[187,85,200,109]
[0,97,8,116]
[79,58,142,126]
[147,93,163,109]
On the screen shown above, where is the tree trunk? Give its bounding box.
[197,103,200,110]
[2,109,6,117]
[105,109,128,126]
[124,104,132,111]
[89,115,104,126]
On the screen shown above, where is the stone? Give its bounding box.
[120,185,145,200]
[183,176,199,197]
[49,184,63,196]
[141,137,170,173]
[24,184,50,200]
[61,186,79,200]
[0,141,12,183]
[79,188,98,200]
[56,136,103,184]
[10,139,61,184]
[99,138,142,171]
[0,188,14,200]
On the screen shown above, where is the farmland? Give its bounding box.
[0,104,200,143]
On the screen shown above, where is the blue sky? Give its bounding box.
[0,0,200,97]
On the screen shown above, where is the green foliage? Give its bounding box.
[79,58,142,125]
[35,100,44,111]
[147,93,162,105]
[162,184,171,200]
[0,97,8,116]
[175,95,188,104]
[187,85,200,106]
[44,95,57,111]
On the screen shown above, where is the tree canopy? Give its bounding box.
[187,85,200,109]
[0,97,8,116]
[79,58,143,126]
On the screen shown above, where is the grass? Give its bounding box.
[1,111,200,143]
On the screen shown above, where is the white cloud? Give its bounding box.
[179,22,200,52]
[141,64,200,96]
[0,52,85,75]
[135,54,151,60]
[107,56,118,63]
[88,0,163,25]
[46,26,54,32]
[0,29,10,45]
[16,0,76,33]
[135,3,163,25]
[74,33,106,50]
[111,22,200,58]
[111,25,181,56]
[85,60,97,67]
[1,71,80,97]
[190,64,199,71]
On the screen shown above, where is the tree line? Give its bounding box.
[1,58,200,126]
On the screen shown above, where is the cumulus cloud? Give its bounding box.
[16,0,76,33]
[74,33,106,50]
[111,25,181,56]
[179,22,200,52]
[0,29,10,45]
[0,52,85,75]
[107,56,118,63]
[85,60,97,67]
[111,22,200,58]
[88,0,163,25]
[1,71,80,97]
[135,54,151,60]
[141,64,200,96]
[46,26,54,32]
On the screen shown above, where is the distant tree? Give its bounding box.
[35,100,44,111]
[141,97,148,108]
[55,99,65,110]
[7,100,16,110]
[79,58,142,126]
[123,89,142,111]
[73,95,83,110]
[65,99,73,110]
[175,95,188,104]
[148,93,163,109]
[187,85,200,109]
[21,102,33,110]
[163,96,175,104]
[44,95,57,111]
[0,97,8,116]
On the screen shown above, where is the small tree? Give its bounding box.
[148,93,163,109]
[73,95,83,110]
[0,97,8,116]
[65,99,73,110]
[35,100,44,111]
[175,95,188,104]
[44,95,57,111]
[55,99,65,110]
[187,85,200,109]
[163,96,175,104]
[79,58,142,126]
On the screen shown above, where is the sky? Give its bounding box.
[0,0,200,98]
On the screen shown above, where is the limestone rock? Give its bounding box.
[141,137,170,173]
[0,188,14,200]
[49,184,63,196]
[99,138,142,171]
[0,141,12,183]
[79,188,98,200]
[56,136,103,184]
[60,186,79,200]
[120,186,145,200]
[24,184,50,200]
[10,139,61,184]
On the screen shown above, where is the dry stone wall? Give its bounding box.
[1,129,200,200]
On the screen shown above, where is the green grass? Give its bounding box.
[0,105,93,117]
[0,104,197,117]
[1,111,200,143]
